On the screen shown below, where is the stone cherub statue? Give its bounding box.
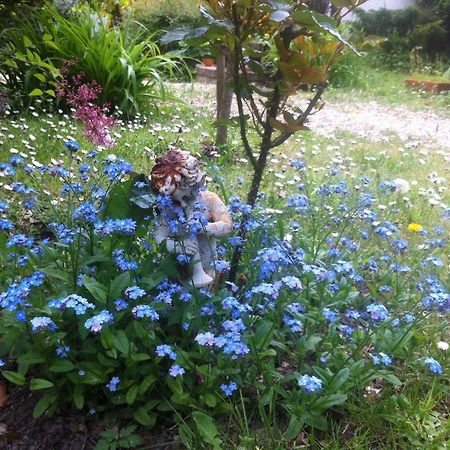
[150,149,232,288]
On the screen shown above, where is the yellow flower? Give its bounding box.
[408,223,423,232]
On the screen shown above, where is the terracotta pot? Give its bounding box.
[405,78,450,93]
[202,58,215,67]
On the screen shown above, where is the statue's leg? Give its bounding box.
[191,241,214,288]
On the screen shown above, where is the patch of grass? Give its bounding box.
[325,67,450,115]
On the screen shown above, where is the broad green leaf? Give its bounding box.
[203,393,217,408]
[380,372,403,386]
[109,272,131,299]
[23,36,33,48]
[252,320,274,350]
[126,385,139,405]
[328,368,350,391]
[82,276,108,304]
[41,267,71,284]
[134,407,156,427]
[2,370,25,385]
[33,73,46,82]
[30,378,54,390]
[33,392,57,417]
[285,415,304,440]
[270,10,290,22]
[17,351,46,365]
[312,393,348,412]
[29,89,43,97]
[49,359,74,373]
[111,330,130,356]
[192,411,222,449]
[312,16,360,55]
[45,89,56,97]
[74,385,85,409]
[138,375,157,395]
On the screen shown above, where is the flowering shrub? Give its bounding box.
[0,140,448,444]
[57,60,117,147]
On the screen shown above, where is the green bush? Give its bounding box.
[0,6,182,116]
[133,0,202,37]
[354,5,450,70]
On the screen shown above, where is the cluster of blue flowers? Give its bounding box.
[297,374,323,393]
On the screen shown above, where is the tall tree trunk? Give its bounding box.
[215,47,233,148]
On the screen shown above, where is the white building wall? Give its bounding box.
[343,0,416,21]
[357,0,416,11]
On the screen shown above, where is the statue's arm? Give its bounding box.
[154,222,198,255]
[203,192,233,237]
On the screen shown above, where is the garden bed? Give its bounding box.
[405,78,450,93]
[0,384,181,449]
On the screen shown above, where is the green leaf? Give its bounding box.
[312,393,347,412]
[33,73,46,82]
[270,10,290,22]
[45,89,56,97]
[49,359,74,373]
[30,378,54,390]
[23,36,33,48]
[17,351,46,365]
[82,276,108,304]
[41,267,71,284]
[204,393,217,408]
[2,370,25,385]
[109,272,131,299]
[192,411,222,449]
[134,407,156,427]
[130,353,150,362]
[126,385,139,405]
[33,392,57,417]
[79,370,103,385]
[138,375,157,395]
[74,385,85,409]
[29,88,43,97]
[328,368,350,391]
[252,321,273,350]
[285,415,304,440]
[111,330,130,356]
[311,16,360,55]
[161,26,209,45]
[380,372,403,386]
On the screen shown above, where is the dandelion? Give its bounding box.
[437,341,449,351]
[408,223,423,232]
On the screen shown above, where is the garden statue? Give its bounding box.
[151,149,232,288]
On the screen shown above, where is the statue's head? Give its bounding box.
[150,149,205,196]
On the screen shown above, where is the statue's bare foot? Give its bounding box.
[191,271,214,288]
